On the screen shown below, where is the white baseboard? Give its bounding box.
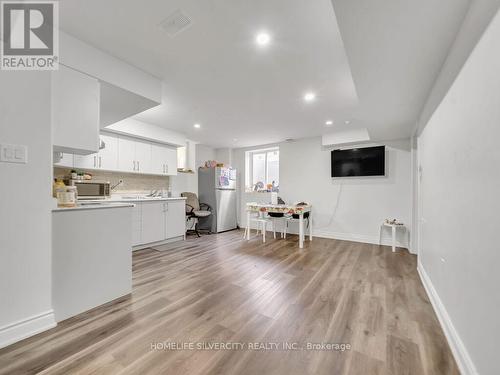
[0,310,56,349]
[241,223,410,251]
[417,262,478,375]
[313,229,409,250]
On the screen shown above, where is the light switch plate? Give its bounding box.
[0,143,28,164]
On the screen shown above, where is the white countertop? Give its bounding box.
[52,202,135,212]
[80,196,187,203]
[52,196,186,212]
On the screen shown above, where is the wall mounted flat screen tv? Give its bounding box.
[331,146,385,177]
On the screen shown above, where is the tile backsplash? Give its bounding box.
[54,167,169,194]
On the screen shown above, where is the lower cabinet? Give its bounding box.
[131,204,142,247]
[131,200,186,249]
[165,200,186,239]
[141,202,167,244]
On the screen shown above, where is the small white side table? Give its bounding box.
[382,222,405,252]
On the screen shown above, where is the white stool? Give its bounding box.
[381,222,405,252]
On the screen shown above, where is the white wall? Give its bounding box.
[196,144,216,169]
[234,138,412,248]
[281,138,411,247]
[215,148,233,166]
[417,0,500,133]
[416,9,500,375]
[0,71,55,347]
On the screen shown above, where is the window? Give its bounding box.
[245,148,279,191]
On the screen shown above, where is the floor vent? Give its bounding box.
[159,9,192,37]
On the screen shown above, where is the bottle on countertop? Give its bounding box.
[53,178,66,198]
[56,186,77,208]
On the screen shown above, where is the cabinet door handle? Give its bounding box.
[165,164,168,173]
[93,156,96,168]
[99,156,102,168]
[137,161,140,171]
[133,161,136,171]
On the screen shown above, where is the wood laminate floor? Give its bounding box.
[0,230,459,375]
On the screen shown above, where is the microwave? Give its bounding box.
[66,180,111,200]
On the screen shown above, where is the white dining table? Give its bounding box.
[245,203,312,248]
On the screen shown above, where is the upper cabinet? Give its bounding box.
[54,152,74,168]
[117,136,152,174]
[52,65,100,155]
[98,133,119,170]
[55,132,177,177]
[151,144,178,176]
[74,133,119,170]
[134,140,152,174]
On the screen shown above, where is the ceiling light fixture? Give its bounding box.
[344,120,351,125]
[256,32,271,46]
[304,92,316,102]
[325,120,333,126]
[193,123,201,129]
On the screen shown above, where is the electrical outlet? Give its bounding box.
[0,143,28,164]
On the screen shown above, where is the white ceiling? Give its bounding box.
[59,0,470,148]
[330,0,471,141]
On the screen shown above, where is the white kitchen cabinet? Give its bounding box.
[74,153,98,169]
[129,199,186,249]
[98,133,118,170]
[58,133,178,176]
[131,204,142,247]
[141,202,166,244]
[165,200,186,239]
[117,136,152,174]
[164,147,177,175]
[74,134,118,171]
[151,143,178,175]
[151,144,168,175]
[135,140,152,174]
[54,152,74,168]
[52,65,100,155]
[117,136,136,172]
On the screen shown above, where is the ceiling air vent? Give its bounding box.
[159,9,192,37]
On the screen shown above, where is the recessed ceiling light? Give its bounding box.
[325,120,333,126]
[344,120,351,125]
[304,92,316,102]
[256,32,271,46]
[233,138,238,142]
[193,123,201,129]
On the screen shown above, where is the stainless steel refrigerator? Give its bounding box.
[198,167,237,233]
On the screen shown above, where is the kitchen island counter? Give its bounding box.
[52,204,132,322]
